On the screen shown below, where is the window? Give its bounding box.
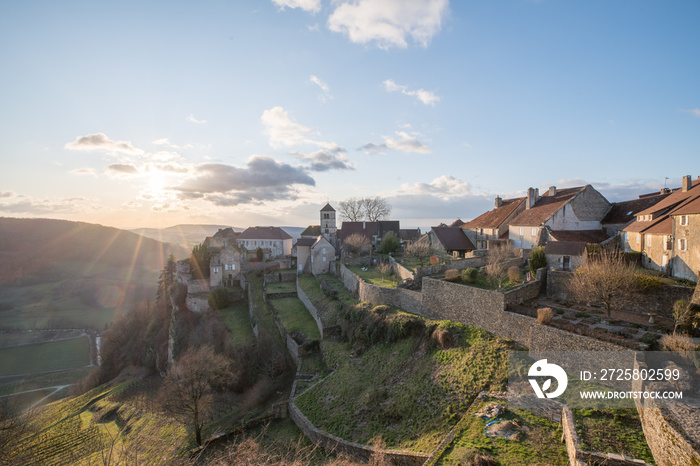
[645,235,651,247]
[636,233,641,245]
[664,236,672,251]
[679,238,687,251]
[519,227,523,236]
[662,255,668,267]
[322,256,326,262]
[680,215,688,226]
[322,248,326,254]
[531,228,537,236]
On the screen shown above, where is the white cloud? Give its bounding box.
[383,79,440,106]
[262,106,316,148]
[186,114,207,124]
[310,75,332,103]
[69,167,97,177]
[327,0,449,49]
[106,163,140,178]
[65,133,143,155]
[291,149,353,171]
[0,191,14,198]
[396,175,472,200]
[0,194,99,215]
[271,0,321,13]
[384,131,431,154]
[684,108,700,117]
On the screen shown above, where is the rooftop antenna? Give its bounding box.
[664,177,669,190]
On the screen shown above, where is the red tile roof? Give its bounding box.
[510,187,585,227]
[431,227,475,251]
[669,192,700,216]
[339,222,379,241]
[601,193,670,225]
[544,241,587,256]
[644,217,673,235]
[450,219,465,227]
[462,198,526,229]
[548,230,610,244]
[238,226,292,240]
[300,225,321,237]
[635,179,700,217]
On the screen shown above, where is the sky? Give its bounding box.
[1,0,699,231]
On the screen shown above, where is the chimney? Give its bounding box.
[548,186,556,196]
[682,175,692,192]
[495,196,502,208]
[526,188,539,209]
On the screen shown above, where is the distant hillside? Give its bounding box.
[0,218,188,285]
[130,224,243,250]
[280,226,305,242]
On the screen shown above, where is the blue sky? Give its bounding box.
[1,0,698,230]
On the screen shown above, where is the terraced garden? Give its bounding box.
[269,297,321,340]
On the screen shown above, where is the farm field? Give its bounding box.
[0,336,91,376]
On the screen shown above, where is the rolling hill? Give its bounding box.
[130,224,242,250]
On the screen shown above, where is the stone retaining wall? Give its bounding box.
[633,354,700,466]
[297,280,329,338]
[287,402,430,466]
[187,279,210,294]
[186,294,210,313]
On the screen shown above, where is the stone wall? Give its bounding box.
[633,354,700,466]
[288,403,430,466]
[396,288,435,319]
[187,279,210,294]
[502,280,541,310]
[186,294,210,313]
[264,271,297,283]
[413,256,485,281]
[297,280,329,338]
[546,270,571,302]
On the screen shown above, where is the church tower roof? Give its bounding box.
[320,203,335,212]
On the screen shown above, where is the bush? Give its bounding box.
[633,274,663,293]
[432,327,455,349]
[208,287,232,310]
[462,268,478,283]
[507,266,521,283]
[659,333,696,353]
[380,231,400,255]
[672,300,700,334]
[537,307,554,325]
[529,246,547,274]
[445,269,461,282]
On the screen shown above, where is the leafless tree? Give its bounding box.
[568,251,636,318]
[363,196,391,222]
[159,346,232,446]
[344,233,371,256]
[485,243,512,288]
[339,197,365,222]
[377,262,392,282]
[404,241,435,267]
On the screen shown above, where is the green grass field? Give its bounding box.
[266,281,297,294]
[269,297,321,340]
[219,301,255,346]
[347,265,399,288]
[0,337,91,376]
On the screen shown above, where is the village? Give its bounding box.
[171,175,700,466]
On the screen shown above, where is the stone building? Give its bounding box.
[209,244,242,287]
[293,235,335,275]
[461,196,526,249]
[237,226,292,258]
[622,175,700,277]
[339,220,400,249]
[669,189,700,281]
[417,226,476,258]
[508,185,610,250]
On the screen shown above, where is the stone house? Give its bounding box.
[601,191,671,237]
[339,220,400,249]
[543,241,587,271]
[461,196,526,249]
[622,175,700,276]
[294,235,335,274]
[237,226,293,258]
[209,244,242,288]
[669,190,700,281]
[399,228,421,246]
[418,226,476,258]
[508,185,611,250]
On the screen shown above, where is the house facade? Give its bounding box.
[237,226,293,258]
[462,196,526,249]
[209,244,242,288]
[508,185,610,250]
[293,235,335,274]
[669,192,700,281]
[418,226,476,258]
[622,175,700,277]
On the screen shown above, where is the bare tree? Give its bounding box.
[159,346,232,446]
[338,197,365,222]
[377,262,392,282]
[344,233,371,256]
[339,196,392,222]
[485,243,511,288]
[568,251,636,318]
[404,241,435,267]
[363,196,391,222]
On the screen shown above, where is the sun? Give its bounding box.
[146,172,168,198]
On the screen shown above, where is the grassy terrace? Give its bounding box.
[574,408,654,463]
[219,301,255,346]
[437,396,568,465]
[295,320,512,452]
[269,297,320,340]
[266,280,297,294]
[346,265,399,288]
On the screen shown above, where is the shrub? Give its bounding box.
[622,251,643,266]
[432,327,455,349]
[529,246,547,274]
[659,333,696,353]
[445,269,461,282]
[672,300,700,334]
[633,274,663,293]
[208,287,232,310]
[380,231,400,255]
[507,266,521,283]
[537,307,554,325]
[462,268,478,283]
